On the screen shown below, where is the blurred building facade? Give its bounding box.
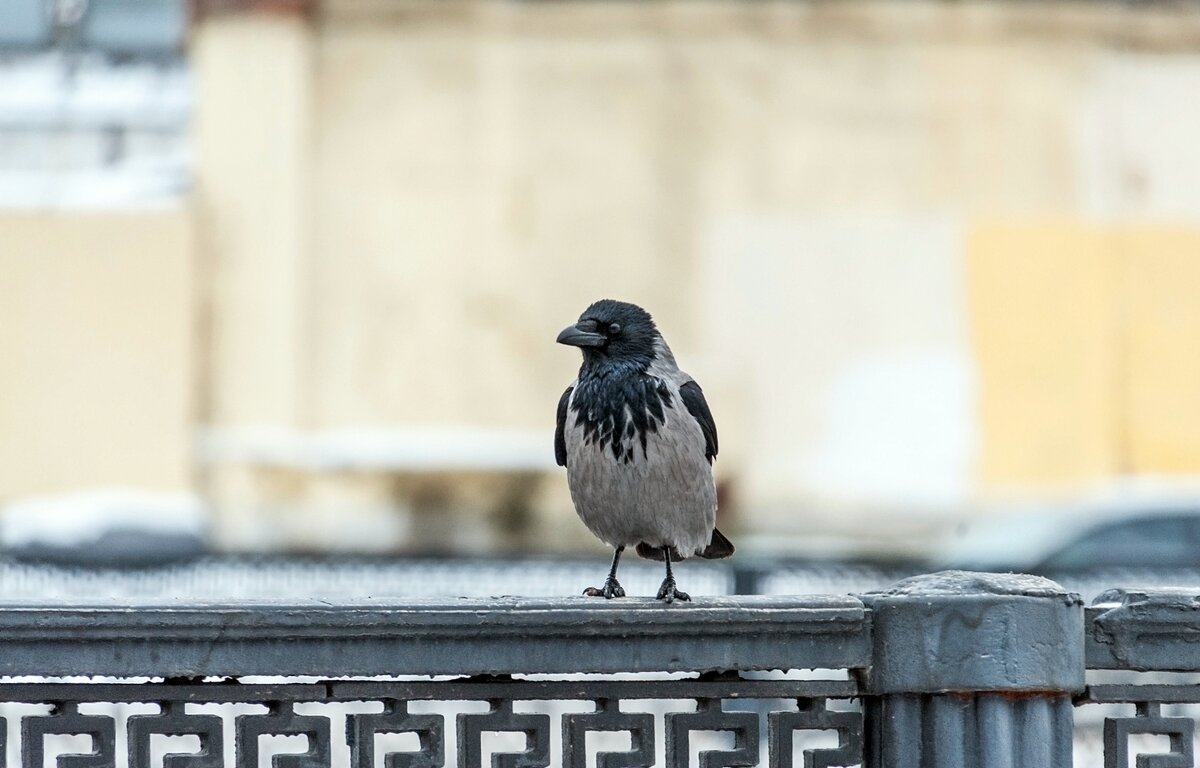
[3,0,1200,556]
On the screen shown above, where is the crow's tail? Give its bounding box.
[699,528,735,559]
[635,529,735,561]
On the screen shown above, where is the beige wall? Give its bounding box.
[193,15,314,429]
[11,2,1200,552]
[186,1,1200,551]
[0,211,194,499]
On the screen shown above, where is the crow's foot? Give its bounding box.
[655,577,690,604]
[583,577,626,599]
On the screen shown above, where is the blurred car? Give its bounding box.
[934,500,1200,573]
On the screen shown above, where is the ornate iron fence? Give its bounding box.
[0,571,1194,766]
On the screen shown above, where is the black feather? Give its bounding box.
[639,531,733,561]
[636,542,684,562]
[679,380,718,463]
[555,386,573,467]
[700,528,735,559]
[570,363,673,463]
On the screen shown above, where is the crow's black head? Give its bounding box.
[556,299,659,369]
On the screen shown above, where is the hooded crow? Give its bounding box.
[555,299,734,603]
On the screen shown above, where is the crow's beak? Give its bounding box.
[556,323,606,348]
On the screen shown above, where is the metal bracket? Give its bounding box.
[561,698,654,768]
[665,698,759,768]
[346,699,444,768]
[128,701,224,768]
[235,702,332,768]
[1104,703,1194,768]
[456,699,550,768]
[22,701,115,768]
[768,697,862,768]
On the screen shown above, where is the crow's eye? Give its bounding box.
[608,323,622,336]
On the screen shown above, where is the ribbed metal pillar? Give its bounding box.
[859,571,1084,768]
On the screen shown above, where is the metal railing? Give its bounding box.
[0,571,1194,766]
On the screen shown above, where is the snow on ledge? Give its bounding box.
[2,488,206,547]
[195,425,558,473]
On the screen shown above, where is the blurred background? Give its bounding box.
[3,0,1200,588]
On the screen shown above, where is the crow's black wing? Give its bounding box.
[679,380,718,463]
[555,386,573,467]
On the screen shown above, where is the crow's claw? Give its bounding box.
[583,578,625,599]
[656,578,690,604]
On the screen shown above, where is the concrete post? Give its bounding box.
[860,571,1084,768]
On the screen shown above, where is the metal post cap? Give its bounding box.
[859,570,1085,695]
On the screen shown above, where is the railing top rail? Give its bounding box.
[1,574,1196,681]
[0,595,871,679]
[1086,587,1200,671]
[0,678,862,703]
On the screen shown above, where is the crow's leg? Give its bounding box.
[583,546,626,599]
[655,547,691,603]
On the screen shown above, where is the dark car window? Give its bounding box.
[1041,515,1200,570]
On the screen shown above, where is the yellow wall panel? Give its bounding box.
[0,211,195,499]
[1122,228,1200,473]
[967,221,1120,491]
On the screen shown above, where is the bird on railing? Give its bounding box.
[555,299,734,603]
